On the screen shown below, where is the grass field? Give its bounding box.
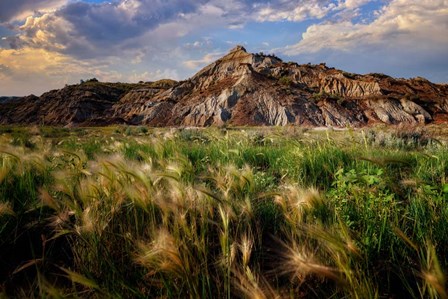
[1,125,447,298]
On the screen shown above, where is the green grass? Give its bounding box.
[0,125,447,298]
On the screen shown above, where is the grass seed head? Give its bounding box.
[0,202,15,216]
[135,229,185,277]
[240,234,254,267]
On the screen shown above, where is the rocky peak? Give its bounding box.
[190,46,256,89]
[191,46,286,86]
[229,45,247,53]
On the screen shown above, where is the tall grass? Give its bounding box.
[0,126,447,298]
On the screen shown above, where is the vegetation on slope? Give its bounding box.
[0,125,447,298]
[79,78,178,91]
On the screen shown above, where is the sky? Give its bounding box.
[0,0,447,96]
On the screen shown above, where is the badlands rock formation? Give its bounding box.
[1,46,447,127]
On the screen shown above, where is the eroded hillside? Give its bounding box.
[1,46,447,127]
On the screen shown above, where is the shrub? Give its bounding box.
[278,76,292,86]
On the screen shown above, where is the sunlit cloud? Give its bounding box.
[0,47,125,95]
[183,52,225,69]
[254,1,337,22]
[283,0,448,55]
[0,0,67,22]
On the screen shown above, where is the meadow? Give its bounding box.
[0,125,447,298]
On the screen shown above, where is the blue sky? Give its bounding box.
[0,0,447,96]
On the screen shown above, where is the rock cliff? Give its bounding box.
[1,46,447,127]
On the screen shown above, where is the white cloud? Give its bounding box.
[183,52,225,69]
[184,38,213,49]
[130,50,147,64]
[16,13,75,51]
[283,0,448,55]
[255,1,337,22]
[343,0,371,9]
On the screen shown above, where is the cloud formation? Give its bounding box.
[0,46,152,95]
[0,47,77,95]
[254,1,337,22]
[0,0,66,22]
[9,0,348,57]
[10,0,208,58]
[284,0,448,55]
[184,52,225,69]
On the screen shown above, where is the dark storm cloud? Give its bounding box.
[57,0,205,44]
